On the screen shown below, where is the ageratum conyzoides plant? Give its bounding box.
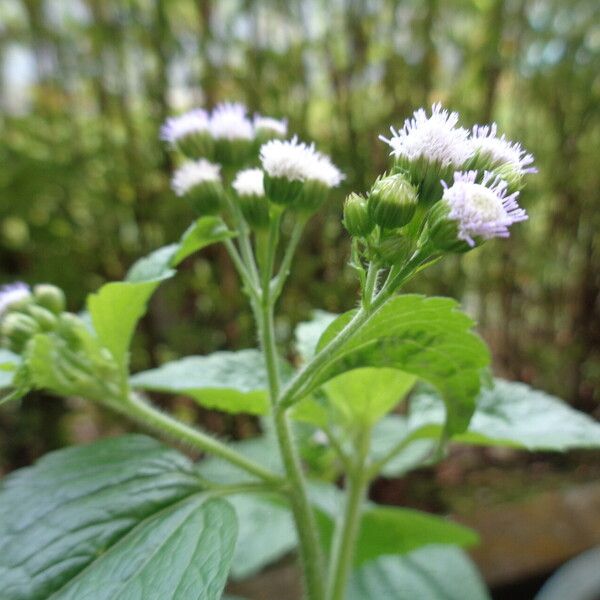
[1,102,599,600]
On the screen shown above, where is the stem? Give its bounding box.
[256,221,326,600]
[123,393,282,483]
[362,262,379,307]
[325,428,372,600]
[223,237,259,299]
[272,218,306,300]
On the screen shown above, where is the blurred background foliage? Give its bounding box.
[0,0,598,481]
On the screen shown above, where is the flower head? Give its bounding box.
[380,103,472,168]
[209,102,254,141]
[171,159,221,196]
[440,171,528,246]
[469,124,536,175]
[160,109,210,145]
[0,282,31,318]
[260,137,344,187]
[253,115,288,137]
[232,168,265,197]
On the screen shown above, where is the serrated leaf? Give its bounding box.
[347,545,491,600]
[227,494,296,580]
[126,216,235,282]
[294,309,338,363]
[314,295,490,433]
[317,501,478,567]
[409,379,600,451]
[130,350,272,415]
[0,435,237,600]
[323,367,416,425]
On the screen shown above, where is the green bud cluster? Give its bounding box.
[368,174,418,230]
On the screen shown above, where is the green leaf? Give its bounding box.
[0,435,237,600]
[88,278,168,367]
[130,350,271,415]
[294,309,338,363]
[227,494,296,580]
[317,502,478,567]
[410,379,600,451]
[0,349,19,389]
[347,545,491,600]
[315,295,490,433]
[323,367,416,425]
[126,216,235,282]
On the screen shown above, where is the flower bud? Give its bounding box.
[25,305,58,332]
[185,180,223,215]
[343,193,373,237]
[426,200,472,253]
[33,284,66,314]
[177,133,214,161]
[368,174,418,229]
[264,174,304,206]
[56,313,87,349]
[1,312,40,352]
[295,180,330,213]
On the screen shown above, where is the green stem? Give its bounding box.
[123,393,282,483]
[272,218,306,300]
[223,237,260,299]
[325,428,372,600]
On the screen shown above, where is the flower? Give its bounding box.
[380,103,472,169]
[159,109,210,145]
[259,137,344,187]
[468,124,536,175]
[171,160,221,197]
[232,168,265,197]
[0,282,31,318]
[253,115,288,137]
[438,171,528,247]
[209,102,254,140]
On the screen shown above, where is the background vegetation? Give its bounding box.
[0,0,598,502]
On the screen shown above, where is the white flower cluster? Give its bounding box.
[171,159,221,196]
[232,168,265,197]
[260,137,344,188]
[161,103,287,145]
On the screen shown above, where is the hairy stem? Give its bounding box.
[123,393,282,483]
[326,428,372,600]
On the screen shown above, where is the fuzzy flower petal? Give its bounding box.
[441,171,528,246]
[260,136,344,187]
[469,124,536,175]
[209,102,254,141]
[171,160,221,196]
[160,109,210,144]
[380,103,472,168]
[232,168,265,197]
[253,115,288,137]
[0,282,31,317]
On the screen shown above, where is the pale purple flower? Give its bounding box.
[0,282,31,317]
[209,102,254,141]
[160,109,210,145]
[441,171,528,246]
[380,103,473,168]
[469,124,536,175]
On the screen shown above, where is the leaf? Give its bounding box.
[314,295,490,433]
[130,350,272,415]
[347,545,491,600]
[323,367,416,425]
[0,349,19,389]
[125,216,235,282]
[409,379,600,451]
[227,494,296,580]
[294,309,338,363]
[90,217,235,367]
[88,278,169,367]
[317,502,478,567]
[0,435,237,600]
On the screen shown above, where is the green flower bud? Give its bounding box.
[214,138,254,166]
[33,284,66,314]
[1,312,40,352]
[343,193,373,237]
[239,194,270,229]
[25,305,58,331]
[264,174,304,206]
[368,174,418,229]
[56,313,87,349]
[177,133,214,161]
[185,180,223,215]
